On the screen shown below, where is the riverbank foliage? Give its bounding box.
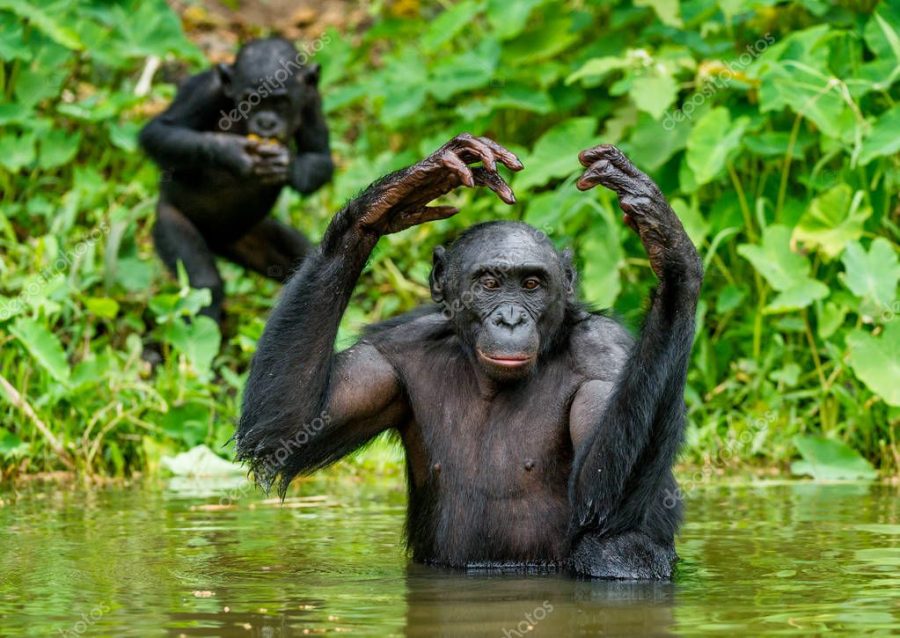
[0,0,897,481]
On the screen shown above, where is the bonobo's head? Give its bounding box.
[430,222,577,382]
[217,37,321,142]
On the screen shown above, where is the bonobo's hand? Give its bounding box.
[210,134,289,183]
[357,133,523,236]
[576,144,696,281]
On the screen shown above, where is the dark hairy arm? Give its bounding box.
[236,134,522,495]
[568,145,703,540]
[290,86,334,194]
[138,71,264,177]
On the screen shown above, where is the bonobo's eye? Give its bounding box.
[481,276,500,291]
[522,277,541,291]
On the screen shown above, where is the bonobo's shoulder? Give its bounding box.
[361,305,453,350]
[568,312,633,380]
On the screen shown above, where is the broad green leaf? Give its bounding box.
[580,209,624,308]
[793,184,871,260]
[515,117,597,190]
[846,322,900,406]
[628,71,679,120]
[635,0,682,28]
[686,107,748,185]
[791,435,877,480]
[0,132,36,172]
[84,297,120,319]
[566,56,631,85]
[0,428,27,459]
[817,301,847,339]
[863,1,900,63]
[671,198,708,246]
[428,39,500,102]
[161,444,243,477]
[841,238,900,311]
[859,105,900,165]
[0,0,82,49]
[716,285,747,314]
[163,316,221,377]
[10,317,70,384]
[0,13,31,61]
[622,111,691,170]
[486,0,545,40]
[737,225,807,290]
[765,280,829,313]
[421,1,482,52]
[38,129,81,169]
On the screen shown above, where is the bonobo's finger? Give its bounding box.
[472,167,516,205]
[477,137,524,171]
[441,151,475,188]
[403,205,460,227]
[578,145,640,178]
[254,143,289,159]
[453,134,497,172]
[576,159,632,193]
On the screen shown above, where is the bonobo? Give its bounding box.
[236,134,703,580]
[139,37,334,321]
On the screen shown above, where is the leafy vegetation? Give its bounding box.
[0,0,897,480]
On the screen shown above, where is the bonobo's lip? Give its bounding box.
[476,350,536,368]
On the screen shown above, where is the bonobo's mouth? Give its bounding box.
[476,350,536,369]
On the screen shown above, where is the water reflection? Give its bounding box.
[0,477,897,637]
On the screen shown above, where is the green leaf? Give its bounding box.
[428,39,500,102]
[846,322,900,407]
[864,1,900,63]
[486,0,545,40]
[163,316,221,377]
[161,444,243,477]
[0,132,36,172]
[0,428,27,459]
[515,117,597,191]
[10,317,70,384]
[628,71,679,120]
[859,105,900,165]
[421,0,483,52]
[580,208,624,308]
[566,56,631,85]
[635,0,682,28]
[737,225,812,291]
[0,0,82,49]
[765,280,829,313]
[817,301,847,339]
[793,184,871,260]
[685,107,747,185]
[841,238,900,311]
[84,297,120,319]
[38,129,81,169]
[791,435,877,480]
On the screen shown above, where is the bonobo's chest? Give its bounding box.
[400,350,581,494]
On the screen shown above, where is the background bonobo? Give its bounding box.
[236,134,703,580]
[140,37,334,321]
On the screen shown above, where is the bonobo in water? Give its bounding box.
[139,37,334,321]
[236,134,703,579]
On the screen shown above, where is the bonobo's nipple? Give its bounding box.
[524,459,535,471]
[432,462,442,474]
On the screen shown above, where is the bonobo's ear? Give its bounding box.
[561,248,577,297]
[302,63,321,87]
[430,245,447,304]
[216,63,235,98]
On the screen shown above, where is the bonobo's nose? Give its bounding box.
[255,112,279,133]
[493,304,528,329]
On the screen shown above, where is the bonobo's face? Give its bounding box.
[431,223,573,383]
[219,38,320,142]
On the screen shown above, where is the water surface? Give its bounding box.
[1,476,897,636]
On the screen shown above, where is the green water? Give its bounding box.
[1,477,898,637]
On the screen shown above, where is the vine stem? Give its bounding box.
[0,373,75,470]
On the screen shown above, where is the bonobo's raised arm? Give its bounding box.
[569,145,703,540]
[235,134,522,494]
